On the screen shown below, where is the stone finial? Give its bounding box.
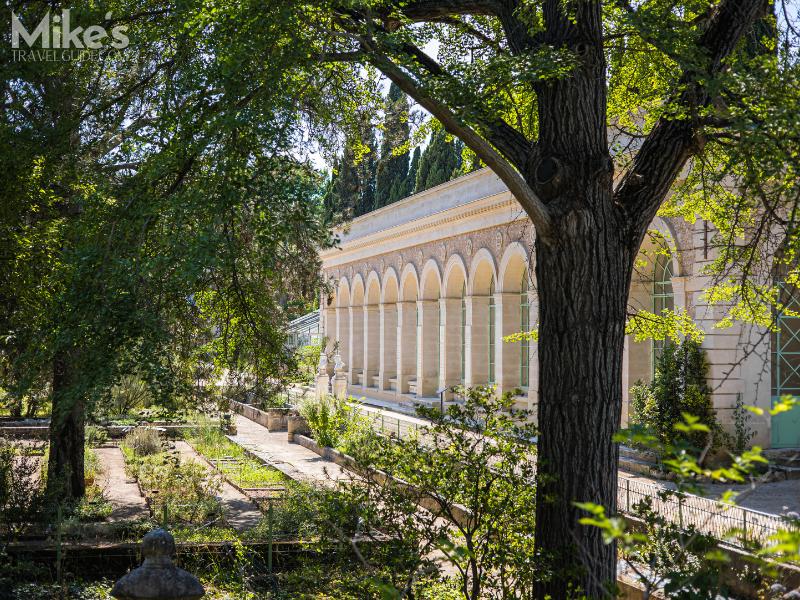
[111,529,204,600]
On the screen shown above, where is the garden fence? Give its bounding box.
[346,401,793,550]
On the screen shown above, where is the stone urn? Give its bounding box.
[111,529,204,600]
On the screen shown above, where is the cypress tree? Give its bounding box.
[323,142,360,220]
[406,146,421,196]
[323,126,378,219]
[356,128,378,216]
[414,129,462,193]
[375,84,410,208]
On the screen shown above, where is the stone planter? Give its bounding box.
[266,407,290,432]
[287,414,310,442]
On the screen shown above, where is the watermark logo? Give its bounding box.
[11,9,129,61]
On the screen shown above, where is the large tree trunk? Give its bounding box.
[46,348,86,501]
[533,201,635,598]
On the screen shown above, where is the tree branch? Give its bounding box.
[387,1,498,22]
[357,36,553,240]
[392,40,533,168]
[614,0,769,235]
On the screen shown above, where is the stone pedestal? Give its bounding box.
[316,374,330,400]
[332,374,348,400]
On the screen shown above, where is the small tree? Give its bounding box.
[337,388,540,599]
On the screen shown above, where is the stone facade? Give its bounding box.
[319,168,782,448]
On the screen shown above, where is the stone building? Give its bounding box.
[318,168,798,449]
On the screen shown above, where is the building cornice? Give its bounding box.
[321,190,530,269]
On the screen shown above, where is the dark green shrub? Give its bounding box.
[630,339,719,450]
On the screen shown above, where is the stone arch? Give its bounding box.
[365,271,381,305]
[468,248,498,296]
[466,248,497,387]
[381,267,399,304]
[399,263,419,302]
[397,263,419,394]
[362,271,382,387]
[443,254,468,298]
[626,219,680,403]
[418,259,443,396]
[335,278,351,373]
[348,274,365,383]
[379,267,399,390]
[441,254,468,390]
[336,277,351,308]
[351,273,365,306]
[651,216,682,277]
[496,242,533,394]
[420,259,442,301]
[498,242,530,293]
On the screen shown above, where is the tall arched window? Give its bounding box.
[520,271,530,389]
[652,252,674,376]
[771,255,800,447]
[771,276,800,397]
[461,283,466,384]
[488,276,496,385]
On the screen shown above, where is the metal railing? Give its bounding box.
[617,475,790,547]
[346,401,793,550]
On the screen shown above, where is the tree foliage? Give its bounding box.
[0,0,337,498]
[415,129,464,193]
[375,83,411,207]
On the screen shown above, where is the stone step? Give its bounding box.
[765,448,800,468]
[771,465,800,480]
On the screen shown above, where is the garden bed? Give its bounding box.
[184,426,288,506]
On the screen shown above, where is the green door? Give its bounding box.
[771,281,800,448]
[772,396,800,448]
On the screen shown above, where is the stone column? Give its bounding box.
[322,306,337,376]
[439,297,462,394]
[417,299,440,397]
[348,305,363,386]
[335,306,349,379]
[396,301,417,395]
[379,303,397,390]
[363,305,379,388]
[494,292,521,397]
[465,295,489,387]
